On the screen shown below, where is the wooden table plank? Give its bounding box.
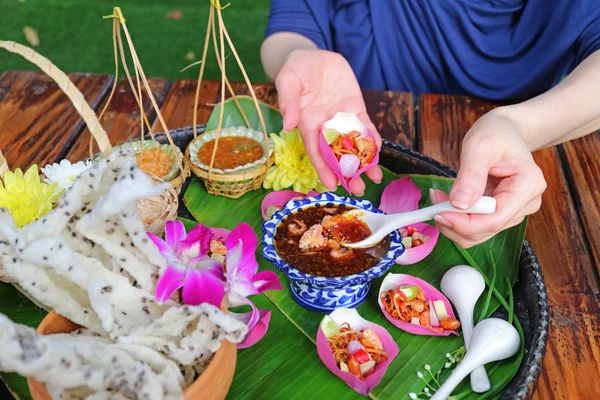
[66,78,172,162]
[419,94,495,168]
[0,71,113,169]
[363,89,414,148]
[419,93,600,400]
[559,132,600,274]
[153,80,221,129]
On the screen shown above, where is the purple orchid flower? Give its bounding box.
[148,220,225,307]
[214,222,283,348]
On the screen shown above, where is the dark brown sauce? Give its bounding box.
[274,205,390,277]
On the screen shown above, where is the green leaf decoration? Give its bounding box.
[0,97,525,400]
[182,172,526,400]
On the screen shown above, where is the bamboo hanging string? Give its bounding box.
[101,8,190,195]
[186,0,273,199]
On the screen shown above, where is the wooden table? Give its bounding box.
[0,70,598,399]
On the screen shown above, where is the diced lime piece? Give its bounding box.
[266,205,281,219]
[402,236,413,249]
[321,315,341,338]
[323,128,339,144]
[399,285,418,301]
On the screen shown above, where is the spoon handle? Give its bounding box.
[384,196,496,232]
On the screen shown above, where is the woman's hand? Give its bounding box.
[275,49,383,195]
[431,110,547,248]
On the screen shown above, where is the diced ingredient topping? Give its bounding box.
[400,226,431,248]
[411,317,420,325]
[327,321,389,380]
[329,130,377,171]
[399,285,418,301]
[340,360,349,373]
[433,300,449,321]
[266,205,281,219]
[321,315,342,338]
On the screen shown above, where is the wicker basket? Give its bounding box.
[0,40,178,237]
[185,1,272,199]
[186,141,273,199]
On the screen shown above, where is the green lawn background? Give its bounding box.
[0,0,271,82]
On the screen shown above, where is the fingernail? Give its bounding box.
[355,191,365,197]
[429,188,437,204]
[434,215,452,228]
[450,189,473,210]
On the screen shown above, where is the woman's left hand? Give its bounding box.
[430,109,547,248]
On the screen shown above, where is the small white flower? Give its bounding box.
[424,388,430,393]
[424,364,431,371]
[445,353,451,358]
[444,362,452,368]
[41,159,91,190]
[408,393,418,400]
[416,371,424,379]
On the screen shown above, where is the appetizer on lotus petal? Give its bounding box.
[378,273,460,336]
[325,320,388,380]
[316,308,399,396]
[320,112,380,194]
[378,176,440,265]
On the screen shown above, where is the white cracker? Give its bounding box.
[0,314,184,400]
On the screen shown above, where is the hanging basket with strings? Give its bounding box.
[92,8,190,195]
[0,38,178,237]
[184,1,273,199]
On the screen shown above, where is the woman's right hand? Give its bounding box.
[275,49,383,195]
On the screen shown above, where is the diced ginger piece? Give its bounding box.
[433,300,449,321]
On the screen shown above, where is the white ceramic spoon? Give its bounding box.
[342,196,496,249]
[430,318,520,400]
[441,265,490,393]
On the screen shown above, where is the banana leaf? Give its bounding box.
[0,96,525,400]
[183,96,527,399]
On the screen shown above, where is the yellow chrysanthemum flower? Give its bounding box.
[0,165,60,227]
[263,129,327,194]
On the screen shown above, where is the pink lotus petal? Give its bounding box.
[231,308,271,349]
[226,222,258,266]
[164,220,186,249]
[209,227,231,242]
[396,223,439,265]
[261,190,320,220]
[155,264,186,304]
[378,273,458,336]
[316,308,399,396]
[251,270,283,293]
[179,223,213,256]
[319,113,380,194]
[379,176,422,214]
[147,232,176,262]
[182,269,224,307]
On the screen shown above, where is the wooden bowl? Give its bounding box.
[27,310,237,400]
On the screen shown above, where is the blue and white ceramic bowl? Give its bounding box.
[261,192,405,313]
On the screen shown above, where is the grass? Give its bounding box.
[0,0,271,82]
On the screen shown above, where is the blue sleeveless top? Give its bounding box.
[265,0,600,102]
